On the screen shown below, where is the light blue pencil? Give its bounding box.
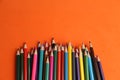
[38,45,44,80]
[87,49,94,80]
[64,46,68,80]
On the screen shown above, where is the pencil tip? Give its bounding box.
[65,46,68,53]
[24,43,27,48]
[89,41,93,47]
[46,57,49,63]
[61,46,64,51]
[20,48,24,53]
[28,53,30,58]
[17,49,20,55]
[51,38,55,44]
[82,43,85,49]
[41,45,44,50]
[34,48,37,54]
[38,42,41,47]
[54,45,57,51]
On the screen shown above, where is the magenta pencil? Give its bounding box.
[31,48,38,80]
[49,51,54,80]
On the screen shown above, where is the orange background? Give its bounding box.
[0,0,120,80]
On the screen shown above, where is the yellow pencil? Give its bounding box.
[79,47,85,80]
[68,42,72,80]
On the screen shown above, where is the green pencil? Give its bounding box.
[45,57,49,80]
[84,50,89,80]
[27,53,30,80]
[20,48,24,80]
[16,49,20,80]
[53,45,57,80]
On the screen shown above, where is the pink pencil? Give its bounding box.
[49,51,54,80]
[31,48,37,80]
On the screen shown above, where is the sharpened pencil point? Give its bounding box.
[20,48,24,53]
[89,41,93,47]
[17,49,20,55]
[46,57,49,63]
[28,53,30,58]
[38,42,41,48]
[24,43,27,48]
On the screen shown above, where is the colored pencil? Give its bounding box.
[31,48,38,80]
[27,53,31,80]
[38,45,44,80]
[68,42,72,80]
[79,48,85,80]
[84,50,89,80]
[72,48,76,80]
[86,48,94,80]
[57,46,61,80]
[43,50,49,80]
[45,42,49,51]
[75,52,80,80]
[53,45,57,80]
[45,57,50,80]
[23,43,28,80]
[64,46,68,80]
[20,48,24,80]
[61,46,64,80]
[51,38,56,49]
[30,48,34,78]
[96,56,105,80]
[16,49,20,80]
[89,42,101,80]
[49,51,54,80]
[37,42,41,80]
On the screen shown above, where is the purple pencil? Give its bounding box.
[75,52,80,80]
[49,51,54,80]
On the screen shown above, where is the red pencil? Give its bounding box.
[23,43,28,80]
[61,46,64,80]
[57,46,61,80]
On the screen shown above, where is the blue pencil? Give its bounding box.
[38,45,44,80]
[64,46,68,80]
[88,52,94,80]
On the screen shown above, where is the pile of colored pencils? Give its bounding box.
[16,38,104,80]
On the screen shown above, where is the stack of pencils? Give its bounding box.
[16,38,105,80]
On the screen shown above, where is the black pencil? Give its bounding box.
[72,48,76,80]
[20,48,24,80]
[16,49,21,80]
[89,41,101,80]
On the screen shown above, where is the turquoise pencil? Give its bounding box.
[38,45,44,80]
[87,48,94,80]
[64,46,68,80]
[45,57,49,80]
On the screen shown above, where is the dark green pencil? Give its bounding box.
[53,45,57,80]
[20,48,24,80]
[16,49,20,80]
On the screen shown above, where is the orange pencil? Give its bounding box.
[57,46,61,80]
